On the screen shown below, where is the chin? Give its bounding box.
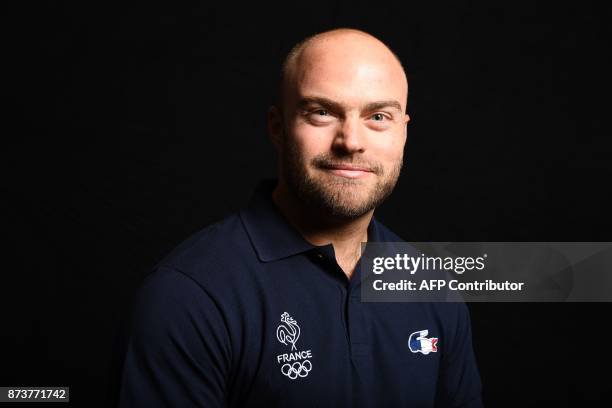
[325,189,374,207]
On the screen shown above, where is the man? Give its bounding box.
[115,28,483,407]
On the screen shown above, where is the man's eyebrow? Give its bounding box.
[297,96,344,112]
[297,96,403,113]
[362,100,403,113]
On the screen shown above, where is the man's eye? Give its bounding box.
[371,113,386,121]
[305,109,334,123]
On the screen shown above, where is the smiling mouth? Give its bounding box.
[320,164,374,179]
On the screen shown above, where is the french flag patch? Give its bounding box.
[408,330,438,355]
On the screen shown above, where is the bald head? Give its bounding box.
[277,28,408,112]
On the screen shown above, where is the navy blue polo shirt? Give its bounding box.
[117,179,483,407]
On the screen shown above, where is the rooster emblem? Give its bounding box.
[276,312,301,350]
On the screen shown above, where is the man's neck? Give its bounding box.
[271,182,373,280]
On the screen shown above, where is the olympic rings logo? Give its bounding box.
[281,360,312,379]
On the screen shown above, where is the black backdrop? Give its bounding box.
[4,1,611,407]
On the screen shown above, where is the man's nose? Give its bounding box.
[333,116,365,154]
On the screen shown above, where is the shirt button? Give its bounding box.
[316,253,324,259]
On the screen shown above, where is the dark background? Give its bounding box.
[3,1,611,407]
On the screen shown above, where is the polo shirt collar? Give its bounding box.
[240,179,384,263]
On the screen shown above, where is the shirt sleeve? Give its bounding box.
[116,265,231,408]
[435,302,484,408]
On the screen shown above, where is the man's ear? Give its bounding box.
[267,105,283,150]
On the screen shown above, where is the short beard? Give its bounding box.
[280,133,403,219]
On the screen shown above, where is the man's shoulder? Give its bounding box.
[152,211,256,284]
[123,213,254,345]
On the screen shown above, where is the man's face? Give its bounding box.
[275,36,409,219]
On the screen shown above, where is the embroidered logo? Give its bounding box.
[281,360,312,380]
[276,312,300,350]
[276,312,313,379]
[408,329,439,355]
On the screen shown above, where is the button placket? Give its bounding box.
[348,259,370,359]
